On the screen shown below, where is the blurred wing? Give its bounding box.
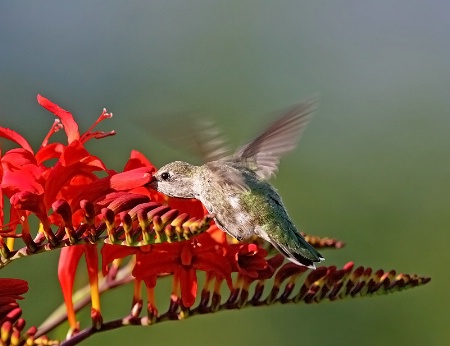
[144,112,231,163]
[232,98,317,180]
[206,161,251,193]
[190,118,231,162]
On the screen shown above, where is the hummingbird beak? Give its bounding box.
[148,175,157,189]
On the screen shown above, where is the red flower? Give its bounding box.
[1,95,284,328]
[58,245,100,329]
[0,95,120,330]
[0,96,113,234]
[0,278,28,321]
[102,226,232,307]
[228,243,284,281]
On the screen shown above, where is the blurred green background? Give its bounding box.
[1,1,449,345]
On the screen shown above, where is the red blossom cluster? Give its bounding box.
[102,226,282,309]
[0,95,280,333]
[0,278,39,345]
[0,96,431,345]
[0,278,28,321]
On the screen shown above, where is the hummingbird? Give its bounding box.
[149,99,324,268]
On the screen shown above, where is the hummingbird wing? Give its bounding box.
[232,99,317,180]
[142,112,231,164]
[189,118,232,162]
[206,161,251,193]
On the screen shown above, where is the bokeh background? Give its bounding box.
[1,2,449,345]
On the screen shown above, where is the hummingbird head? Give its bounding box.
[150,161,198,198]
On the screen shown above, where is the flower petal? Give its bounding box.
[43,149,108,208]
[2,165,44,196]
[37,95,80,144]
[59,140,91,167]
[168,198,205,219]
[178,268,198,307]
[35,143,66,165]
[110,167,153,191]
[101,244,138,276]
[0,127,33,153]
[123,150,157,172]
[0,278,28,304]
[1,148,37,169]
[58,246,85,329]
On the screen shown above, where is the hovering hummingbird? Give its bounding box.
[150,99,324,268]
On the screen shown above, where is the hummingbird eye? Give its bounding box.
[160,172,170,181]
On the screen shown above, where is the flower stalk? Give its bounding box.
[0,95,431,346]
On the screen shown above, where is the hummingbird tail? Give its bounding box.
[268,232,324,269]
